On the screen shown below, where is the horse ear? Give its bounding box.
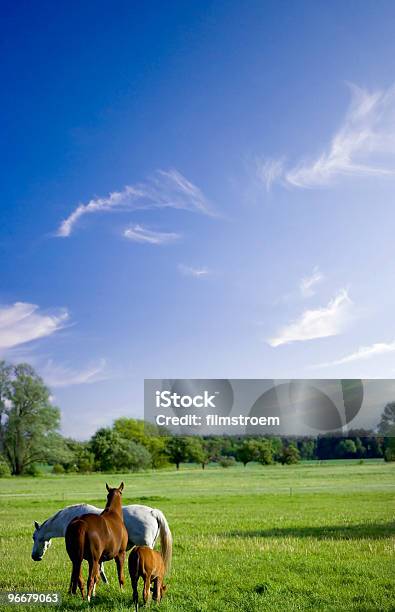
[34,521,40,530]
[106,483,110,492]
[119,481,124,492]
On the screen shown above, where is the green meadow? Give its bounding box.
[0,460,394,611]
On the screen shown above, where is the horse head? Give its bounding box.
[104,482,124,513]
[31,521,52,561]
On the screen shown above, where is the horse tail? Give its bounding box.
[70,562,82,595]
[151,509,172,574]
[66,520,85,594]
[128,545,139,578]
[128,547,139,612]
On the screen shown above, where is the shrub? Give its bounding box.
[0,456,11,478]
[383,436,395,462]
[76,450,95,473]
[384,447,395,462]
[336,439,357,459]
[65,464,78,473]
[219,456,236,468]
[24,464,44,477]
[280,445,300,465]
[52,463,65,474]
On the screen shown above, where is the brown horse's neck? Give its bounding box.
[103,492,123,517]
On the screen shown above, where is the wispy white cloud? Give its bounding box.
[0,302,69,352]
[259,83,395,190]
[313,340,395,368]
[57,186,141,238]
[268,289,352,347]
[56,169,213,237]
[300,266,324,298]
[40,358,108,388]
[123,224,180,245]
[155,169,212,215]
[256,157,285,191]
[178,264,211,278]
[273,266,323,305]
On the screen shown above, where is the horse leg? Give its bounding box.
[143,574,152,606]
[87,559,99,602]
[92,564,101,596]
[77,571,85,600]
[100,562,108,584]
[153,577,162,602]
[114,551,126,590]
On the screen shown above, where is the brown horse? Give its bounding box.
[129,546,167,610]
[65,482,128,601]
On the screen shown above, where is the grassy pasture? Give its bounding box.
[0,460,394,611]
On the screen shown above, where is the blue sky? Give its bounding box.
[1,1,395,438]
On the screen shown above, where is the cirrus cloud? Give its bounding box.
[257,158,285,191]
[39,358,109,388]
[56,169,213,237]
[312,340,395,368]
[178,264,211,278]
[123,225,180,245]
[0,302,69,353]
[300,266,324,298]
[268,289,352,347]
[259,83,395,190]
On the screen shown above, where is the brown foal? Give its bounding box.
[129,546,167,610]
[65,482,128,601]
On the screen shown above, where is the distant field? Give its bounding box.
[0,460,394,611]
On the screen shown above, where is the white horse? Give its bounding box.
[31,504,172,582]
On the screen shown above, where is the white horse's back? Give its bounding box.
[36,503,170,546]
[123,504,156,545]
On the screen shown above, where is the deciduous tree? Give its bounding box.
[0,362,62,475]
[378,402,395,435]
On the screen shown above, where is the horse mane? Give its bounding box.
[40,510,60,531]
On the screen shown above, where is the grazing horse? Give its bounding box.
[129,546,167,611]
[32,503,172,583]
[65,483,128,601]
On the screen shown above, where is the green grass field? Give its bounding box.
[0,460,394,611]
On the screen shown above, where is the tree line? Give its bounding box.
[0,361,394,476]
